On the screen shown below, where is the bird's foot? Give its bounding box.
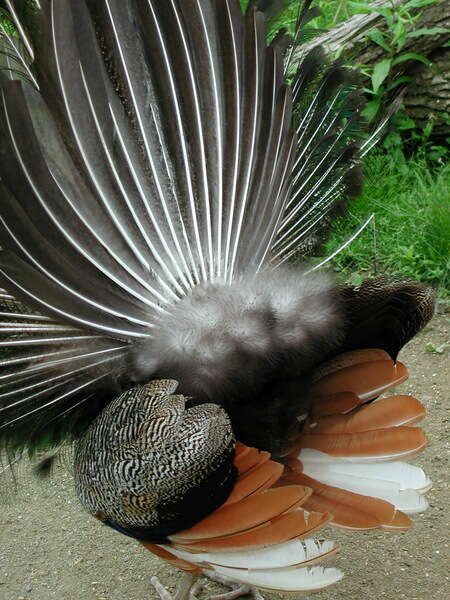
[200,571,264,600]
[151,572,200,600]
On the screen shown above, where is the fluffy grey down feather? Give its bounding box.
[130,267,344,404]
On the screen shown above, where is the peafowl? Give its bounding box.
[0,0,435,598]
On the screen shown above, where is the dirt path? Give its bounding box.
[0,315,448,600]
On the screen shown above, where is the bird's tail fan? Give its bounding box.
[0,0,370,457]
[277,349,431,531]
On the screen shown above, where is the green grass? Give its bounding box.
[323,148,450,294]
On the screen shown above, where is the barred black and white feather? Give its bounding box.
[0,0,370,457]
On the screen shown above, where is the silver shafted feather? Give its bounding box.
[0,0,371,455]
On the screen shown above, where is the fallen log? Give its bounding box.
[295,0,450,137]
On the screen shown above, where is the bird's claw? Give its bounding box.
[201,571,265,600]
[150,571,264,600]
[151,573,200,600]
[151,576,174,600]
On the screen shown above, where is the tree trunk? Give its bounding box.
[403,47,450,139]
[295,0,450,137]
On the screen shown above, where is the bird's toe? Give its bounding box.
[151,573,201,600]
[202,572,264,600]
[151,576,174,600]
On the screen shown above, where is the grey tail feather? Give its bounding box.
[273,50,366,262]
[0,288,129,455]
[0,1,385,458]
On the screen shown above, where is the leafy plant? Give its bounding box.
[354,0,449,121]
[388,112,450,166]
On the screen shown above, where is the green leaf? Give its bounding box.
[371,58,392,93]
[426,342,449,354]
[392,52,432,67]
[362,98,381,122]
[350,2,394,19]
[348,2,379,13]
[397,116,416,130]
[396,32,407,52]
[382,9,394,28]
[365,28,391,52]
[423,120,434,138]
[406,27,450,38]
[393,19,406,42]
[386,75,412,91]
[404,0,439,8]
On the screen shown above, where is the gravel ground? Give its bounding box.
[0,314,448,600]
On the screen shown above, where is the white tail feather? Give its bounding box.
[302,458,431,513]
[210,564,344,592]
[167,538,337,570]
